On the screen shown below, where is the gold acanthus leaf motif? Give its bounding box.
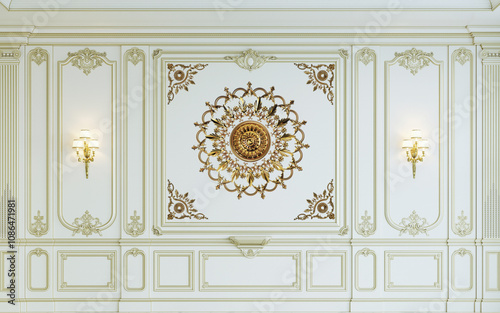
[126,210,144,237]
[167,180,208,220]
[71,210,103,237]
[166,63,208,104]
[30,48,48,65]
[454,48,472,66]
[359,210,375,237]
[193,82,309,199]
[295,180,335,220]
[456,210,471,237]
[224,49,277,71]
[398,210,429,237]
[394,48,433,75]
[125,47,145,65]
[30,210,48,237]
[294,63,335,105]
[67,48,107,76]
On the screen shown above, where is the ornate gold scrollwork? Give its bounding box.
[193,82,309,199]
[67,48,107,75]
[295,180,335,220]
[294,63,335,105]
[166,63,207,104]
[167,180,207,220]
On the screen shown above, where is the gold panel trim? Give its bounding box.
[199,251,301,292]
[306,251,346,291]
[384,251,442,291]
[123,248,146,292]
[27,248,49,291]
[26,47,50,237]
[354,47,376,237]
[57,251,116,292]
[56,48,117,236]
[451,248,473,292]
[123,47,146,237]
[154,251,194,292]
[355,248,376,291]
[384,48,445,236]
[450,47,475,237]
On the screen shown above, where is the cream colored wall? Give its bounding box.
[0,24,499,313]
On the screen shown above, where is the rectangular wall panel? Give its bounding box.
[57,251,116,291]
[200,251,301,291]
[307,251,347,291]
[154,251,193,291]
[385,251,442,291]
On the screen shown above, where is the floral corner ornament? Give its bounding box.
[193,82,309,199]
[294,63,335,105]
[294,180,335,220]
[167,180,208,220]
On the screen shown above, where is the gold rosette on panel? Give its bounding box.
[193,82,309,199]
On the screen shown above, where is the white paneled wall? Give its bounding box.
[0,35,499,313]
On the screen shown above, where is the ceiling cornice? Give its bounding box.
[0,0,495,11]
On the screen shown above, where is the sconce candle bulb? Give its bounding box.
[402,129,429,179]
[72,129,99,179]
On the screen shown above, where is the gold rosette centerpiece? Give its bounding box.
[193,82,309,199]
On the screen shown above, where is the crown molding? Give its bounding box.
[1,0,494,11]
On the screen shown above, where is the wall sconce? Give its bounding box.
[72,129,99,179]
[402,129,429,179]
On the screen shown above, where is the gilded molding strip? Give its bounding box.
[164,180,207,221]
[123,47,146,237]
[481,49,500,239]
[27,248,49,291]
[26,48,49,237]
[57,48,117,236]
[224,49,277,71]
[306,251,347,291]
[166,63,207,104]
[394,48,434,75]
[354,47,376,237]
[154,251,194,291]
[384,48,444,236]
[451,248,473,292]
[450,47,475,237]
[294,62,335,105]
[355,248,376,291]
[295,180,335,220]
[57,251,116,292]
[193,82,309,199]
[123,248,146,292]
[385,251,442,291]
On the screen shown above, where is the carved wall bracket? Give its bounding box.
[229,236,271,258]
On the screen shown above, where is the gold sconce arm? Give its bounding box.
[72,129,99,179]
[402,129,429,179]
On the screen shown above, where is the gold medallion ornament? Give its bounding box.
[193,82,309,199]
